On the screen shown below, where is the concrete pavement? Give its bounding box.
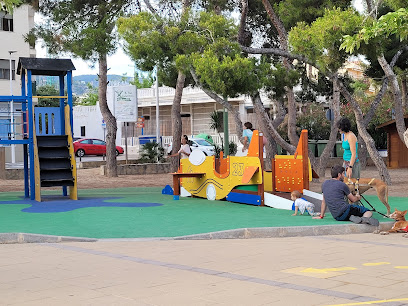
[1,233,408,305]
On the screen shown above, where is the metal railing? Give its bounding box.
[0,109,26,142]
[121,134,241,147]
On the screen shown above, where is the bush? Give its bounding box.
[296,104,331,140]
[213,141,237,158]
[139,142,165,163]
[341,92,396,149]
[229,141,238,156]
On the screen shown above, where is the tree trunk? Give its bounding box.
[238,0,248,45]
[364,0,374,16]
[143,0,156,14]
[286,87,298,144]
[253,102,274,170]
[251,92,296,154]
[170,71,185,172]
[98,53,118,177]
[378,55,408,148]
[337,79,392,185]
[257,99,286,170]
[316,78,340,178]
[401,76,407,109]
[358,135,368,169]
[359,77,390,169]
[261,0,298,145]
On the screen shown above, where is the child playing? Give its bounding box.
[291,190,320,217]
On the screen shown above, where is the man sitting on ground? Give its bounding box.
[316,165,379,226]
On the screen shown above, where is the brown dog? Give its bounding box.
[380,208,408,235]
[344,177,390,216]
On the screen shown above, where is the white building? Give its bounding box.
[73,85,277,152]
[0,4,36,163]
[0,4,36,95]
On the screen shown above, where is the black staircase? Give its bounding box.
[36,135,75,187]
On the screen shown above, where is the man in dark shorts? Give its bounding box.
[317,165,379,226]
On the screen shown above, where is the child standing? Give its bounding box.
[291,190,320,217]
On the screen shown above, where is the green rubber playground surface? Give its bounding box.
[0,187,406,239]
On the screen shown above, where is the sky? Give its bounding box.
[35,42,135,77]
[35,0,365,77]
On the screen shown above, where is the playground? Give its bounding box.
[1,166,407,239]
[0,57,407,241]
[0,186,405,239]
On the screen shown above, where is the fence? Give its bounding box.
[121,134,241,147]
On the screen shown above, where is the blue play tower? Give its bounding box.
[0,57,78,201]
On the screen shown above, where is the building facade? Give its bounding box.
[73,85,277,150]
[0,4,36,163]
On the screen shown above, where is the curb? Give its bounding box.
[0,222,394,244]
[173,222,394,240]
[0,233,97,244]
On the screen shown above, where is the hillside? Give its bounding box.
[35,75,133,96]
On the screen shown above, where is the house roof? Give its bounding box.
[17,57,76,76]
[376,115,408,129]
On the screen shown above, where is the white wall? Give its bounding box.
[0,4,36,96]
[73,103,123,146]
[0,5,35,163]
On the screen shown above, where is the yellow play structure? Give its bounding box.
[172,130,313,208]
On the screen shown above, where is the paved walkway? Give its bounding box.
[1,233,408,305]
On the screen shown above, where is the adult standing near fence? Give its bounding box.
[338,117,360,179]
[167,135,191,159]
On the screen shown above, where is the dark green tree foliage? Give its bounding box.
[358,5,408,80]
[131,72,155,89]
[1,0,22,12]
[195,0,235,13]
[295,66,332,103]
[36,0,125,61]
[35,84,60,107]
[34,0,131,177]
[78,83,98,106]
[275,0,351,29]
[244,0,354,96]
[262,61,300,100]
[118,11,195,89]
[289,8,363,73]
[245,1,280,50]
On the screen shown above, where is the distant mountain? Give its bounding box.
[35,74,134,96]
[73,75,133,96]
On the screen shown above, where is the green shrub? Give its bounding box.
[139,142,165,163]
[296,104,331,140]
[229,141,238,156]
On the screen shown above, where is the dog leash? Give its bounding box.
[353,178,389,218]
[358,194,389,218]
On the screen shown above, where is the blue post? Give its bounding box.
[59,75,65,135]
[59,75,67,197]
[27,70,36,200]
[67,71,73,135]
[21,70,29,198]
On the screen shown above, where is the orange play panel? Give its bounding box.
[242,166,259,184]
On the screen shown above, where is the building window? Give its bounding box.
[0,59,15,80]
[80,126,86,137]
[0,11,13,32]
